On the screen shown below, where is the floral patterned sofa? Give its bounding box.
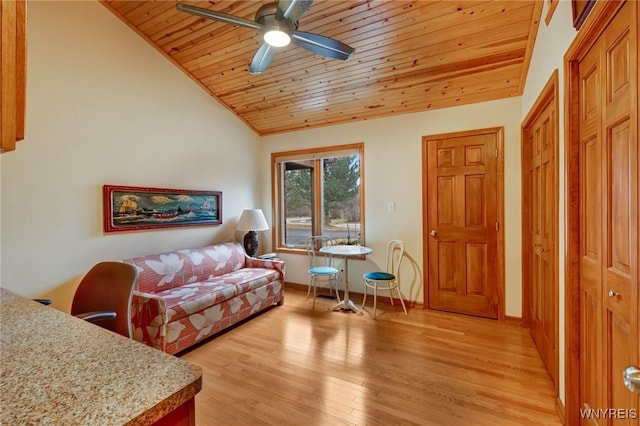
[121,242,284,355]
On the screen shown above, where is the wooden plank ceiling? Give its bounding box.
[101,1,542,135]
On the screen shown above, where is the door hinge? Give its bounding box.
[494,295,500,305]
[496,222,499,231]
[495,148,498,158]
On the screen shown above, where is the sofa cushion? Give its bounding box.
[218,268,281,294]
[123,243,246,294]
[154,278,238,323]
[150,268,280,323]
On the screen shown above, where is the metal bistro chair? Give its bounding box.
[71,261,138,338]
[306,236,342,310]
[362,240,408,319]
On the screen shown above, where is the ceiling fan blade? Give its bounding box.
[176,3,262,31]
[249,43,277,74]
[276,0,314,22]
[292,31,355,61]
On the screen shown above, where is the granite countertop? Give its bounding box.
[0,288,202,425]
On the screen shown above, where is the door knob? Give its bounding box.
[608,289,619,298]
[430,230,437,237]
[623,365,640,396]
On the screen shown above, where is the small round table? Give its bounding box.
[319,245,373,314]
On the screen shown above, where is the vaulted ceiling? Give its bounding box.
[101,1,542,135]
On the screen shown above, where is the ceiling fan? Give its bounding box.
[176,0,355,74]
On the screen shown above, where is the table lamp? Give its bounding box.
[236,209,269,257]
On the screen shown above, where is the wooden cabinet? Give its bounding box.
[1,0,26,153]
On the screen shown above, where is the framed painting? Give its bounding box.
[572,0,595,30]
[103,185,222,233]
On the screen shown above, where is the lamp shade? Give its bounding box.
[236,209,269,232]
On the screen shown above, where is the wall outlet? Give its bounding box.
[387,202,395,213]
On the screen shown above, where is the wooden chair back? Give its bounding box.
[71,262,138,338]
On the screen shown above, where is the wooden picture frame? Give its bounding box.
[103,185,222,233]
[572,0,595,30]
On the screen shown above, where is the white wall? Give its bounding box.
[261,97,524,316]
[0,1,261,312]
[520,0,578,405]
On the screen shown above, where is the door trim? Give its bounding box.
[564,1,639,424]
[421,127,505,320]
[520,69,559,396]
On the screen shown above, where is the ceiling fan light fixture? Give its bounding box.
[264,28,291,47]
[176,1,355,74]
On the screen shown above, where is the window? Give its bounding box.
[272,143,364,252]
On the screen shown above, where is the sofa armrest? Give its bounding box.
[131,292,168,350]
[244,256,286,281]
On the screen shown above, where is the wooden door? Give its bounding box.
[424,128,501,319]
[576,1,638,423]
[522,73,558,390]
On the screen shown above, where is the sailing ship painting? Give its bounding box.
[103,185,222,232]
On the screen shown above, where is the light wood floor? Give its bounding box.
[180,287,562,426]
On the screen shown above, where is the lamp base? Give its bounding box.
[243,231,259,257]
